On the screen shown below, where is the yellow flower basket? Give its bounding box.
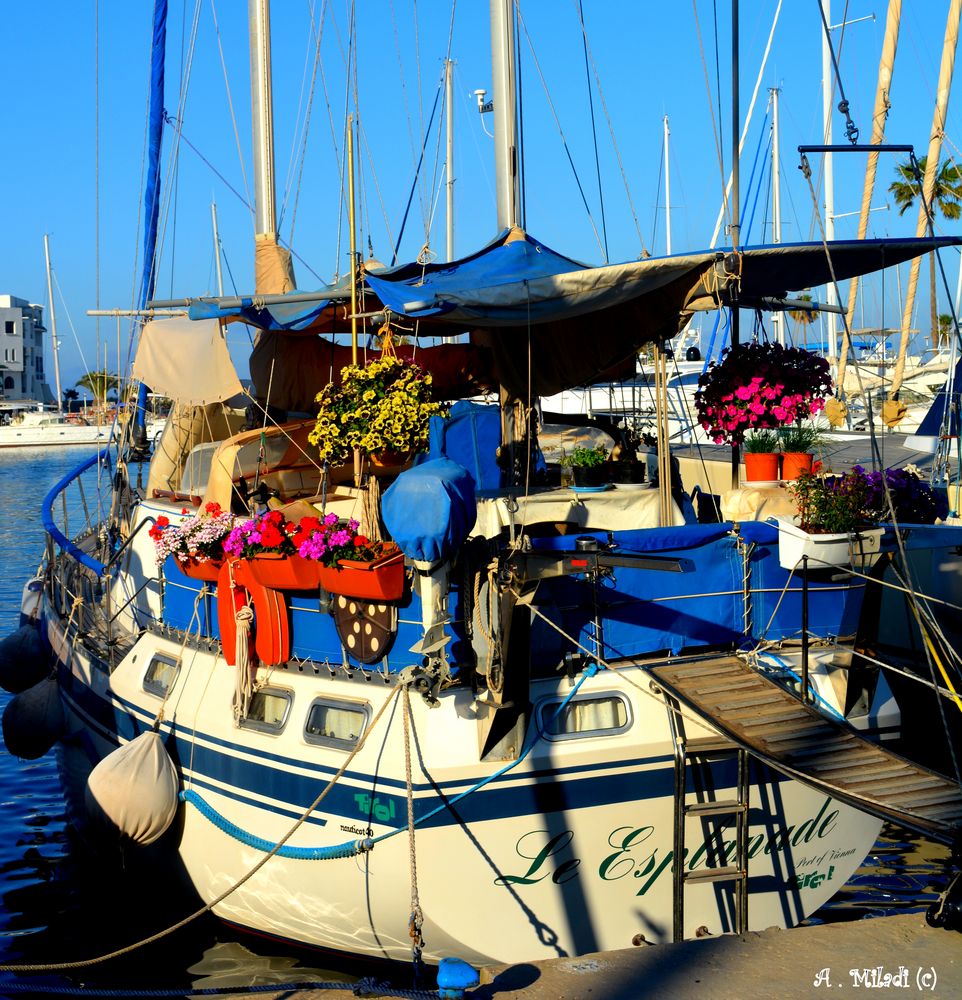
[308,355,447,465]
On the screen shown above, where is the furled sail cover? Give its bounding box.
[132,318,243,404]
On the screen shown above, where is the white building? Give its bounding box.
[0,294,54,406]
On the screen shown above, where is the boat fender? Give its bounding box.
[85,731,179,846]
[0,623,48,694]
[1,675,64,759]
[216,559,290,668]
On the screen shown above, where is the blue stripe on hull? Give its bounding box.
[59,663,791,835]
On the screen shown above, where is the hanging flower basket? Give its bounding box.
[695,342,833,445]
[318,545,405,602]
[309,355,447,466]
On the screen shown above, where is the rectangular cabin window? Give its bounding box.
[239,688,292,734]
[143,653,181,698]
[538,693,631,741]
[304,698,371,750]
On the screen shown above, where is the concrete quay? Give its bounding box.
[246,912,960,1000]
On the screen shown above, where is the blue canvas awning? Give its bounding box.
[151,228,962,403]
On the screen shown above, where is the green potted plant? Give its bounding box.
[776,468,884,570]
[562,445,610,488]
[778,423,822,481]
[742,430,781,482]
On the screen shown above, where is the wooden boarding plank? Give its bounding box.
[808,760,909,780]
[689,678,763,696]
[760,726,839,746]
[785,742,871,762]
[838,774,947,795]
[647,658,962,846]
[702,691,785,711]
[720,705,806,724]
[898,789,962,808]
[659,661,744,681]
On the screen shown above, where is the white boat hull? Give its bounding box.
[50,612,883,965]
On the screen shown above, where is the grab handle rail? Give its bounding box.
[41,449,110,577]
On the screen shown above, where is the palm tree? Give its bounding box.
[76,369,119,402]
[889,156,962,347]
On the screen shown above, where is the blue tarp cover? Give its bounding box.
[383,458,477,564]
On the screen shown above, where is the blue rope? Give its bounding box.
[179,790,372,860]
[182,664,604,858]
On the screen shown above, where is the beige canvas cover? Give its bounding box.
[132,318,243,405]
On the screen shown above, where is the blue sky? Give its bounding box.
[2,1,960,394]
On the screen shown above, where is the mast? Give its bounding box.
[489,0,526,486]
[730,0,741,489]
[248,0,294,297]
[892,0,962,397]
[821,0,838,362]
[489,0,521,232]
[770,88,784,345]
[43,234,63,412]
[445,58,455,261]
[211,201,225,296]
[663,116,672,255]
[249,0,277,241]
[837,0,901,398]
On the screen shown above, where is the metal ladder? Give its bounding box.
[664,692,750,941]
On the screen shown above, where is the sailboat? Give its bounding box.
[4,0,961,973]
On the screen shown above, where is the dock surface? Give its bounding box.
[237,913,959,999]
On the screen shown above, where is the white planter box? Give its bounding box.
[774,517,884,571]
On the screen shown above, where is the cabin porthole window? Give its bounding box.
[304,698,371,750]
[537,692,632,740]
[143,653,181,698]
[239,687,293,734]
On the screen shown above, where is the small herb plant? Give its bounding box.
[562,445,609,468]
[742,430,781,453]
[779,423,822,454]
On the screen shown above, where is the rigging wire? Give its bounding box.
[390,79,444,265]
[281,0,329,245]
[575,0,608,261]
[208,0,254,222]
[692,0,730,240]
[514,6,605,258]
[817,0,860,144]
[570,3,647,255]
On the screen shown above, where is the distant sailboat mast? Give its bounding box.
[43,234,64,412]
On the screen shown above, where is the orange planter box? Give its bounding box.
[317,546,405,601]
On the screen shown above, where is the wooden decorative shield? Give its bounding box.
[332,594,398,665]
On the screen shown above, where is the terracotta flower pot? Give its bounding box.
[743,452,780,482]
[178,556,224,583]
[317,545,405,601]
[243,553,321,590]
[781,452,814,481]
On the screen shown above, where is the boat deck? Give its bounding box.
[646,655,962,846]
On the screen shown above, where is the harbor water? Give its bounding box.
[0,448,953,995]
